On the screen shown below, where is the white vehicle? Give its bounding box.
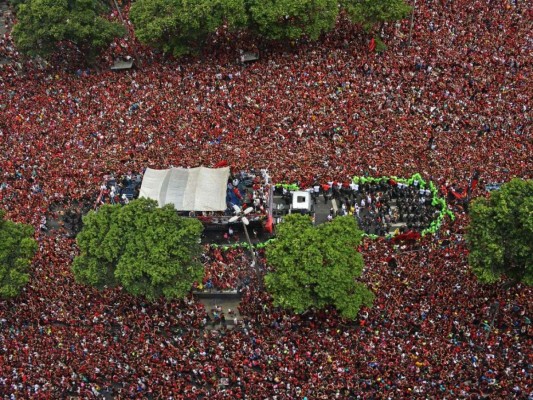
[290,191,315,220]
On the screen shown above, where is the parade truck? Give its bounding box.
[290,191,315,216]
[272,189,315,225]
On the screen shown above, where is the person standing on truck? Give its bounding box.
[313,183,320,204]
[351,181,359,196]
[321,183,331,204]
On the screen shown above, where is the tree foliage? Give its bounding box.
[71,205,121,289]
[246,0,339,41]
[72,198,204,300]
[130,0,247,57]
[341,0,411,31]
[0,211,38,299]
[265,214,374,319]
[12,0,125,60]
[127,0,413,55]
[467,178,533,285]
[9,0,27,9]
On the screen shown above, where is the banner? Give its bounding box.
[275,183,300,191]
[209,238,277,251]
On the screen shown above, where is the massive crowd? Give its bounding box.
[0,0,531,398]
[200,246,256,292]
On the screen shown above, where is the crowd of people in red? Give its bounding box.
[200,246,255,292]
[0,0,531,397]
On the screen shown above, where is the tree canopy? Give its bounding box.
[11,0,412,60]
[9,0,27,8]
[130,0,247,57]
[467,178,533,285]
[0,210,38,299]
[12,0,126,61]
[246,0,338,41]
[72,198,204,300]
[341,0,411,32]
[127,0,411,54]
[265,214,374,319]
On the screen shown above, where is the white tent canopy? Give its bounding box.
[139,167,230,211]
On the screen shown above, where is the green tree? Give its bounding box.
[265,214,374,319]
[130,0,247,57]
[12,0,125,61]
[71,204,122,289]
[113,199,204,299]
[467,178,533,285]
[341,0,411,32]
[9,0,27,9]
[0,211,38,299]
[72,198,204,300]
[246,0,338,41]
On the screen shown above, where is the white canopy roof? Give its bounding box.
[139,167,230,211]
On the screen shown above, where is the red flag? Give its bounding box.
[369,38,376,52]
[264,215,273,234]
[450,189,466,200]
[214,160,228,168]
[392,231,421,243]
[233,187,242,200]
